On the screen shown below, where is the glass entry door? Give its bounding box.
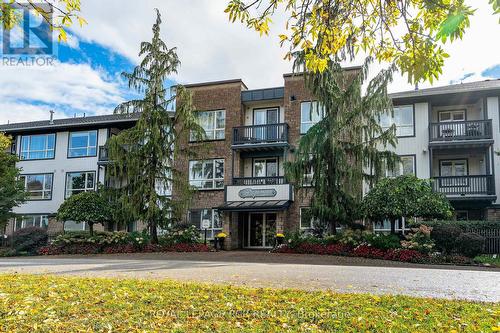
[246,213,277,248]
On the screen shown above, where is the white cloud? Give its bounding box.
[0,61,125,124]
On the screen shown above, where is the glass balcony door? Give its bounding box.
[253,108,279,140]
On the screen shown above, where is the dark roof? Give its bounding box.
[0,112,143,133]
[241,87,284,102]
[390,79,500,100]
[183,79,248,90]
[217,200,291,212]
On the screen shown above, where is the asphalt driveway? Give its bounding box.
[0,251,498,302]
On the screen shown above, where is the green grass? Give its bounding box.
[475,254,500,267]
[0,274,498,332]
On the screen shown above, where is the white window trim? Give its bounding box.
[190,110,225,141]
[68,130,98,157]
[20,134,55,160]
[20,173,53,200]
[14,215,49,231]
[300,101,324,134]
[299,207,317,230]
[65,171,96,198]
[189,159,224,190]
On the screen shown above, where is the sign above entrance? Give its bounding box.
[226,184,293,203]
[238,188,277,199]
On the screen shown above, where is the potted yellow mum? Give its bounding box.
[275,233,285,247]
[215,232,227,251]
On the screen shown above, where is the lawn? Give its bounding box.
[0,274,498,332]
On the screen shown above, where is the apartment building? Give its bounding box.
[1,75,500,248]
[376,79,500,231]
[0,113,140,236]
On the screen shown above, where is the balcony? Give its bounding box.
[232,123,289,149]
[429,120,492,142]
[432,175,495,198]
[232,176,286,186]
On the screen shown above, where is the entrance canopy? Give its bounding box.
[217,200,291,212]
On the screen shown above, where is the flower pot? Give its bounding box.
[275,237,284,247]
[215,237,226,251]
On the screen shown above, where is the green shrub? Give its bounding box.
[12,227,48,254]
[127,231,150,248]
[431,224,462,254]
[53,231,130,247]
[158,225,201,246]
[456,232,485,258]
[400,225,434,254]
[411,220,500,231]
[337,229,371,247]
[0,248,18,257]
[365,233,401,250]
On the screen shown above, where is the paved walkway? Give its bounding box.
[0,252,498,302]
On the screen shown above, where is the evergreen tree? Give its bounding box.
[107,10,202,243]
[285,57,399,234]
[0,133,26,231]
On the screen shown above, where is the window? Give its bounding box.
[188,209,223,239]
[439,110,465,122]
[300,208,318,230]
[65,171,95,197]
[14,215,49,230]
[20,174,53,200]
[253,158,278,177]
[189,159,224,189]
[387,156,416,177]
[190,110,225,141]
[300,101,324,134]
[68,130,97,157]
[440,160,467,177]
[380,105,414,137]
[20,134,55,160]
[439,160,467,186]
[64,220,87,232]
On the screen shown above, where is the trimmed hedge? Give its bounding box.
[410,220,500,230]
[12,227,48,254]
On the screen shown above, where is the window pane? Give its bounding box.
[213,210,222,229]
[47,134,55,149]
[216,111,225,129]
[395,106,413,125]
[189,210,201,227]
[215,160,224,179]
[401,157,415,175]
[30,135,46,151]
[301,102,311,122]
[203,160,214,179]
[86,172,94,188]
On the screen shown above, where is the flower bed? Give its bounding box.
[38,242,210,256]
[272,225,493,266]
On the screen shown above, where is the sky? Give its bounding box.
[0,0,499,124]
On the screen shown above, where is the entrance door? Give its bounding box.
[246,213,277,248]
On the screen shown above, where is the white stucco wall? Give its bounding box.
[13,128,108,215]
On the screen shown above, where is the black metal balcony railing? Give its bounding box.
[233,123,289,145]
[432,175,495,196]
[232,176,286,186]
[429,119,492,141]
[98,146,109,162]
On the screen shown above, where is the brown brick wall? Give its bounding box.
[174,81,245,221]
